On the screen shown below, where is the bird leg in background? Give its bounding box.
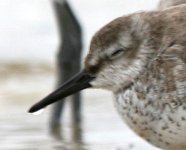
[50,0,82,135]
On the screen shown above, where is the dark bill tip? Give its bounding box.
[28,70,95,113]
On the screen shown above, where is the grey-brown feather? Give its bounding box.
[158,0,186,10]
[84,4,186,150]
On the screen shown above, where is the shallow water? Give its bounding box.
[0,62,159,150]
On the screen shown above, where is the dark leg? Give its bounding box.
[71,92,81,123]
[50,0,82,134]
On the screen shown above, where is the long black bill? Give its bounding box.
[28,70,95,113]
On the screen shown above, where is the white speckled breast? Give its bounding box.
[114,53,186,150]
[115,89,186,150]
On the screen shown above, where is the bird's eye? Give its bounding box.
[109,49,124,59]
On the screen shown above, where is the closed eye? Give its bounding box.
[109,48,125,59]
[111,49,123,57]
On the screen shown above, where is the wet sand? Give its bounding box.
[0,62,159,150]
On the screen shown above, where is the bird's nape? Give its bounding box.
[28,70,95,113]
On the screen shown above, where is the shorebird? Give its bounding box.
[29,4,186,150]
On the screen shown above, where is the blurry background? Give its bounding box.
[0,0,161,149]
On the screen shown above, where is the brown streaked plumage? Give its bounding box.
[29,4,186,150]
[158,0,186,10]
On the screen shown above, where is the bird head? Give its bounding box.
[85,15,146,92]
[29,12,161,113]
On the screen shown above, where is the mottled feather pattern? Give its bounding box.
[85,4,186,150]
[115,43,186,149]
[28,1,186,149]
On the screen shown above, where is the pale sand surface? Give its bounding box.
[0,62,160,150]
